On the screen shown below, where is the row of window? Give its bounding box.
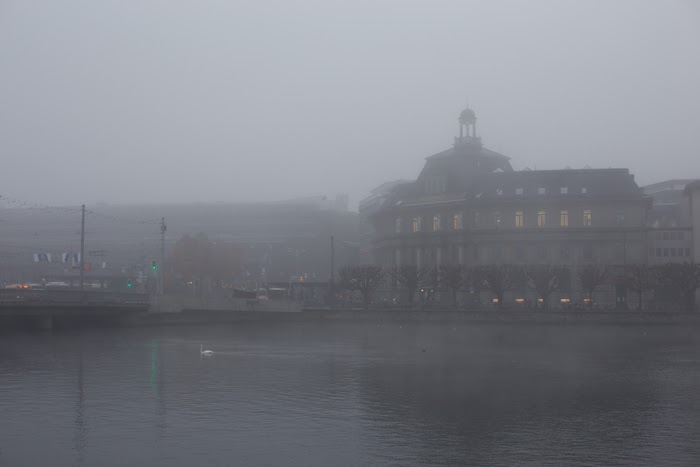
[655,231,685,241]
[397,208,613,233]
[479,243,631,261]
[500,186,587,196]
[650,247,691,258]
[406,243,624,262]
[478,244,593,261]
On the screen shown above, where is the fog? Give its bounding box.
[1,0,699,208]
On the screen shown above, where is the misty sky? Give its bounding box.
[1,0,699,208]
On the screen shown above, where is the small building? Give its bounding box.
[644,179,694,264]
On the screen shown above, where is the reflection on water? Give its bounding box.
[1,323,699,466]
[73,351,86,465]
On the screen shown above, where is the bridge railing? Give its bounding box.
[0,289,150,305]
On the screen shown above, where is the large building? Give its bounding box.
[365,106,651,305]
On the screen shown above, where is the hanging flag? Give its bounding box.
[62,253,80,265]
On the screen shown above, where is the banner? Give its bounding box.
[33,253,51,262]
[61,253,80,264]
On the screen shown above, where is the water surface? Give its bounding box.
[1,322,699,466]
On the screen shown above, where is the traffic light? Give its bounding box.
[127,279,132,288]
[151,260,157,271]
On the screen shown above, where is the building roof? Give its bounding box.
[683,179,700,195]
[643,179,697,194]
[469,168,642,200]
[426,144,510,161]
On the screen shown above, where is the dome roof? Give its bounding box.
[459,107,476,122]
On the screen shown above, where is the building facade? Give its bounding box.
[644,179,694,264]
[367,107,651,306]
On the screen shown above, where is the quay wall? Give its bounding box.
[126,308,700,327]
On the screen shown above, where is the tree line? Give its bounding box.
[337,262,700,311]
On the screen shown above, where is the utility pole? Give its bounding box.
[160,217,166,296]
[330,235,335,309]
[80,204,85,291]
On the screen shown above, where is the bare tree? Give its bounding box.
[438,264,464,309]
[577,265,610,305]
[623,264,658,310]
[525,265,566,311]
[339,265,384,310]
[168,233,242,291]
[656,262,700,311]
[388,265,431,309]
[477,264,523,308]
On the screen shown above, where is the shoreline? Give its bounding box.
[4,308,700,332]
[124,308,700,327]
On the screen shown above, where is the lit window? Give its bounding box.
[583,209,592,226]
[452,213,463,230]
[615,208,625,226]
[395,217,402,233]
[581,187,587,194]
[412,216,422,233]
[515,210,524,228]
[493,211,502,227]
[515,188,523,196]
[537,209,546,227]
[433,214,441,231]
[496,188,503,196]
[560,209,568,227]
[560,187,568,194]
[538,187,546,195]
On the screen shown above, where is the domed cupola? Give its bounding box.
[455,104,481,147]
[459,107,476,124]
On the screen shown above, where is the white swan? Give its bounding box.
[200,344,214,356]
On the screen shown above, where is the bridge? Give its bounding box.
[0,289,150,329]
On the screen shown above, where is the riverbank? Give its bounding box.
[125,308,700,327]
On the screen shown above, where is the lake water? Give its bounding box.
[1,322,699,466]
